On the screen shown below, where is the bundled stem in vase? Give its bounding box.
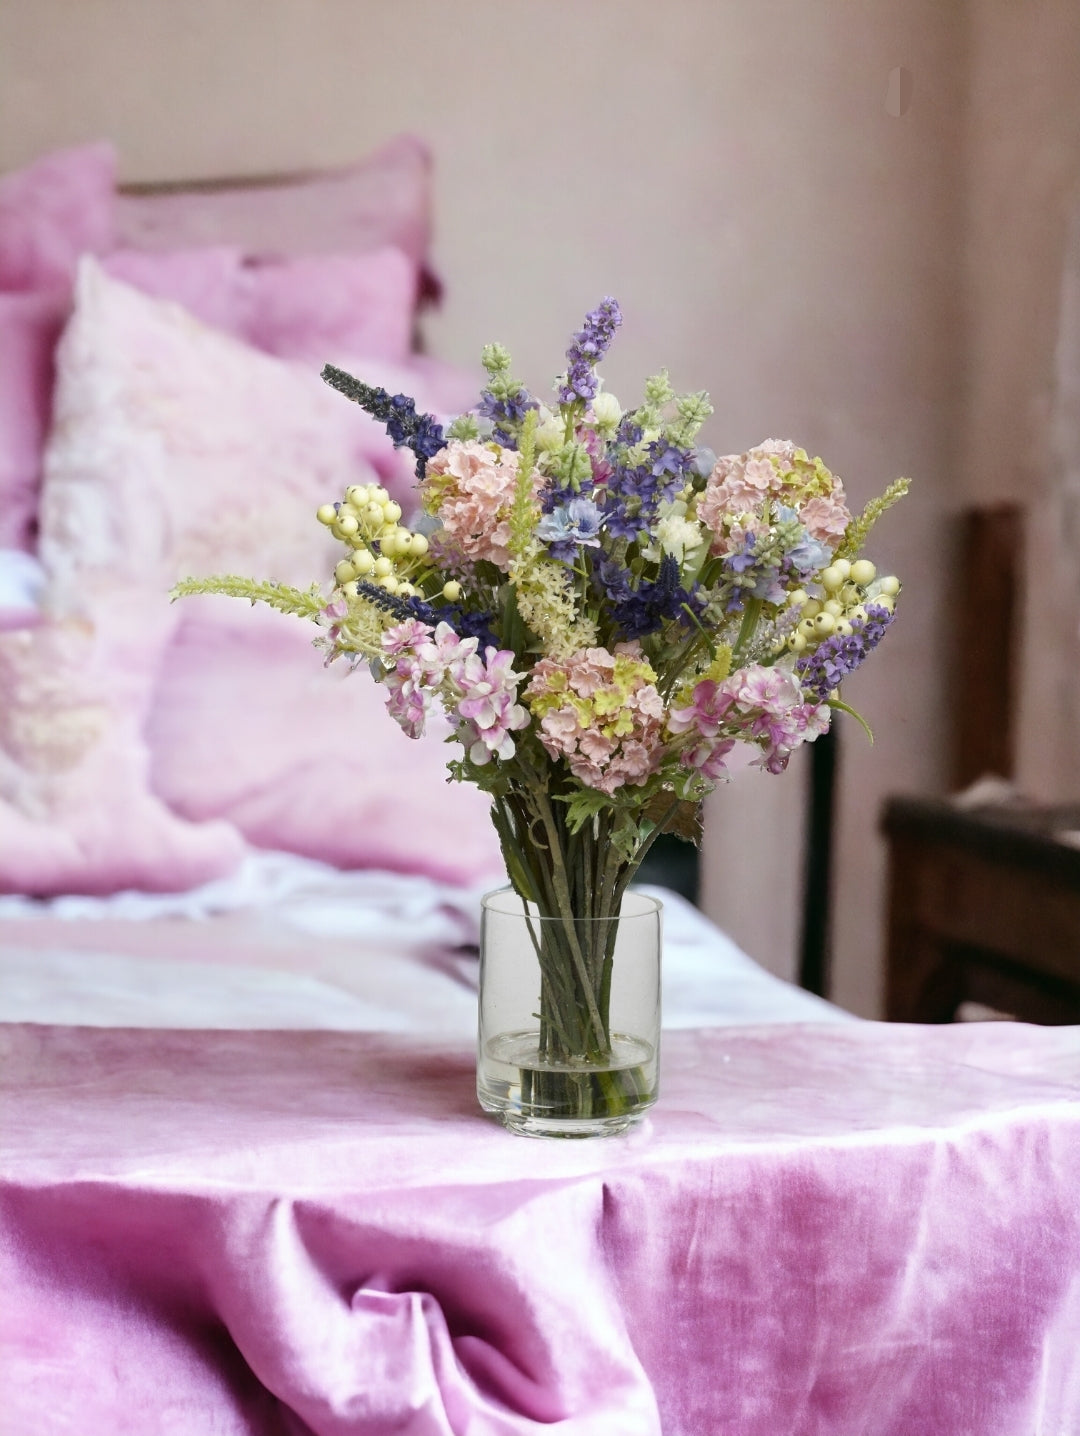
[173,295,909,1134]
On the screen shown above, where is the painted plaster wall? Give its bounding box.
[6,1,1070,1012]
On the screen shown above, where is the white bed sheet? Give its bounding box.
[0,852,852,1033]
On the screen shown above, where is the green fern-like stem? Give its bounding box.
[171,575,326,622]
[837,477,911,559]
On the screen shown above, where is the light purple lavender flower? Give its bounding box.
[795,604,895,699]
[559,298,622,405]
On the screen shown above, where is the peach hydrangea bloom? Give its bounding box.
[524,643,666,794]
[698,439,852,551]
[423,439,541,571]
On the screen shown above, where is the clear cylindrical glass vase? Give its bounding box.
[477,888,662,1138]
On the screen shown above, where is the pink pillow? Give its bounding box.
[0,590,246,896]
[9,262,500,895]
[0,144,115,290]
[146,602,504,886]
[0,291,68,550]
[115,135,433,268]
[0,137,438,555]
[102,244,419,365]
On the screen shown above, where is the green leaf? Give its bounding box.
[554,787,618,834]
[827,698,874,744]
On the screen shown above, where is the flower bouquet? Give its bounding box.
[177,298,907,1137]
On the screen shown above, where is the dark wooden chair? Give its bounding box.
[882,503,1080,1023]
[883,797,1080,1023]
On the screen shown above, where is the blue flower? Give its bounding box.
[773,506,831,580]
[604,439,697,539]
[537,496,604,562]
[476,386,538,448]
[322,366,445,477]
[599,554,704,640]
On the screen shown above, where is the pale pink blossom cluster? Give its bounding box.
[524,644,666,795]
[698,439,851,549]
[423,439,539,571]
[668,663,830,776]
[381,619,529,764]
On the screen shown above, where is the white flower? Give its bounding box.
[535,407,566,453]
[590,391,623,433]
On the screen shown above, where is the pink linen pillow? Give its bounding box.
[102,244,419,365]
[145,601,504,886]
[0,143,116,290]
[10,261,500,894]
[0,137,438,557]
[0,588,246,896]
[114,135,434,269]
[0,291,68,550]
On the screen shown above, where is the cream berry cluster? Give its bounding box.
[316,483,461,604]
[786,558,900,655]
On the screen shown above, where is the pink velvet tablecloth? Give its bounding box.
[2,1021,1079,1436]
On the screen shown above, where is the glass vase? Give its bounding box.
[477,888,662,1138]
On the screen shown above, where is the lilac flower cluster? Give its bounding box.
[604,440,696,540]
[476,386,537,448]
[599,554,704,640]
[795,603,895,699]
[558,297,622,404]
[322,365,445,476]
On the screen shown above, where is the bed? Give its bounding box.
[2,141,1079,1436]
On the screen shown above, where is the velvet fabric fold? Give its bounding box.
[2,1022,1078,1435]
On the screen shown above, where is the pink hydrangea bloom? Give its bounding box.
[698,439,852,552]
[424,439,540,571]
[525,644,666,794]
[669,663,830,776]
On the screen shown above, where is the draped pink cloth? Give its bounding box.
[2,1021,1079,1435]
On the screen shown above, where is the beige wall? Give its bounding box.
[3,0,1074,1012]
[956,0,1080,804]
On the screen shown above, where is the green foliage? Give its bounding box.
[837,477,911,558]
[827,697,874,743]
[556,787,619,835]
[643,370,674,408]
[171,575,325,621]
[508,409,540,564]
[668,391,714,447]
[447,413,480,441]
[481,342,512,378]
[552,441,593,489]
